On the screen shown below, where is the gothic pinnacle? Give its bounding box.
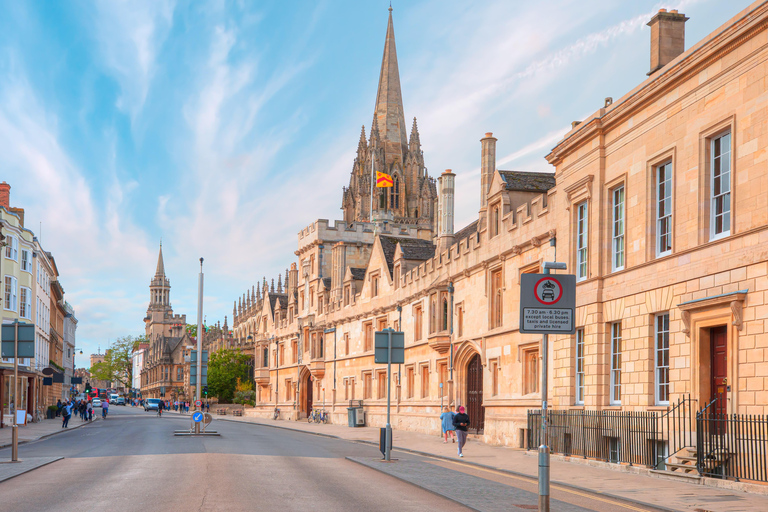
[271,278,275,293]
[277,274,283,293]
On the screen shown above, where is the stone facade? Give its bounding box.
[230,4,768,448]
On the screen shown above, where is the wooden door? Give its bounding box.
[711,326,727,416]
[466,354,485,434]
[305,375,313,415]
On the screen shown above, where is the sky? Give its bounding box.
[0,0,749,367]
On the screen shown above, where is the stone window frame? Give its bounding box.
[654,312,671,406]
[370,270,380,298]
[574,328,585,405]
[419,362,430,399]
[609,321,622,406]
[362,370,373,400]
[404,364,416,399]
[363,320,374,352]
[644,146,677,260]
[697,116,736,244]
[437,359,449,398]
[413,302,423,342]
[564,175,594,281]
[488,357,500,397]
[376,369,388,399]
[521,345,539,396]
[488,264,504,329]
[455,302,464,338]
[490,199,502,238]
[605,173,627,273]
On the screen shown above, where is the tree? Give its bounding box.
[91,335,146,389]
[208,349,252,403]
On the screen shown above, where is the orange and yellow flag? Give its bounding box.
[376,171,393,188]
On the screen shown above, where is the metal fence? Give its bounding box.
[527,396,696,469]
[697,412,768,482]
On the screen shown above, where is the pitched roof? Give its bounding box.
[380,235,435,275]
[454,220,479,245]
[269,293,288,314]
[498,171,556,192]
[349,267,367,281]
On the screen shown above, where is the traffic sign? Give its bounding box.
[195,400,202,408]
[520,273,576,334]
[374,328,405,364]
[192,411,203,423]
[1,322,35,358]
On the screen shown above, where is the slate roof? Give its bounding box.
[269,293,288,314]
[454,220,479,245]
[164,336,183,354]
[349,268,367,281]
[379,236,436,276]
[498,170,556,192]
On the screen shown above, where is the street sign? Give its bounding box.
[192,411,203,423]
[519,274,576,334]
[203,413,213,425]
[190,350,208,363]
[189,375,207,386]
[1,323,35,358]
[71,377,83,384]
[374,329,405,364]
[195,400,202,408]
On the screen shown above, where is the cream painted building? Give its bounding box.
[231,2,768,472]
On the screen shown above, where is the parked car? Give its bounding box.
[92,398,102,408]
[144,398,162,411]
[115,397,126,406]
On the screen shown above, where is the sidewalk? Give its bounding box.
[183,410,768,512]
[0,415,98,450]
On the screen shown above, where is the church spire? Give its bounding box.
[155,243,166,278]
[373,6,408,165]
[409,117,421,150]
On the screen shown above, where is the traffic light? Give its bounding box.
[203,386,208,396]
[85,382,92,393]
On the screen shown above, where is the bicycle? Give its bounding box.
[308,409,328,424]
[157,407,163,418]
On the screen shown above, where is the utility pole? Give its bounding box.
[196,258,204,415]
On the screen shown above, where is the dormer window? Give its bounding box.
[491,202,501,238]
[371,273,379,297]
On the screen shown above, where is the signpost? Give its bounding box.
[519,263,575,512]
[2,320,35,462]
[374,328,404,461]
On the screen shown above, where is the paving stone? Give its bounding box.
[0,457,62,483]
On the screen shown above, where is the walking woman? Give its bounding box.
[452,406,470,457]
[440,406,456,443]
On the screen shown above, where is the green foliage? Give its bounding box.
[233,389,256,406]
[90,335,141,388]
[208,349,252,403]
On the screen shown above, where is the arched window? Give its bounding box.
[390,176,400,210]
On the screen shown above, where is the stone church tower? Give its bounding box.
[144,244,186,359]
[341,7,437,227]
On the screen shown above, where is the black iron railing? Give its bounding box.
[527,396,696,469]
[697,411,768,482]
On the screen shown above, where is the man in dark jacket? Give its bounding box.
[452,405,470,457]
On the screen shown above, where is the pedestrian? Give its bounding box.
[452,405,470,457]
[62,401,72,428]
[440,406,456,443]
[56,399,62,417]
[87,401,93,421]
[206,402,209,413]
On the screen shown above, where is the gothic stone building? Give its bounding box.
[232,4,768,449]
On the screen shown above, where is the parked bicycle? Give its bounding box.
[308,409,328,424]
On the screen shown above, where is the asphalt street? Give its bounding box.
[0,407,661,512]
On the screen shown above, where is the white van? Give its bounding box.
[109,393,119,403]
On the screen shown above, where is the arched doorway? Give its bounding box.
[466,354,485,434]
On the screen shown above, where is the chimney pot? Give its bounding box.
[605,97,613,107]
[484,132,493,138]
[571,121,582,129]
[647,10,688,75]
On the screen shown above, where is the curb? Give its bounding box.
[211,417,675,512]
[0,457,64,484]
[0,418,100,450]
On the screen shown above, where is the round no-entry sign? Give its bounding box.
[193,411,203,423]
[195,400,202,408]
[535,277,564,305]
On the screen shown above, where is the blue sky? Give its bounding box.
[0,0,748,366]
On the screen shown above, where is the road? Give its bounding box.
[0,407,662,512]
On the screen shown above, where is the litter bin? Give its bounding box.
[347,407,357,427]
[355,408,365,427]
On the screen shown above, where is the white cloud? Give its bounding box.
[91,0,176,121]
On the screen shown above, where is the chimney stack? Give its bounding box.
[438,169,455,251]
[480,133,497,211]
[647,9,688,75]
[0,182,10,208]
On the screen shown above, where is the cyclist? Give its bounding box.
[157,399,164,417]
[101,399,109,419]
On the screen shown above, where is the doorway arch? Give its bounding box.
[299,368,313,418]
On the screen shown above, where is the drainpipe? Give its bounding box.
[448,282,454,405]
